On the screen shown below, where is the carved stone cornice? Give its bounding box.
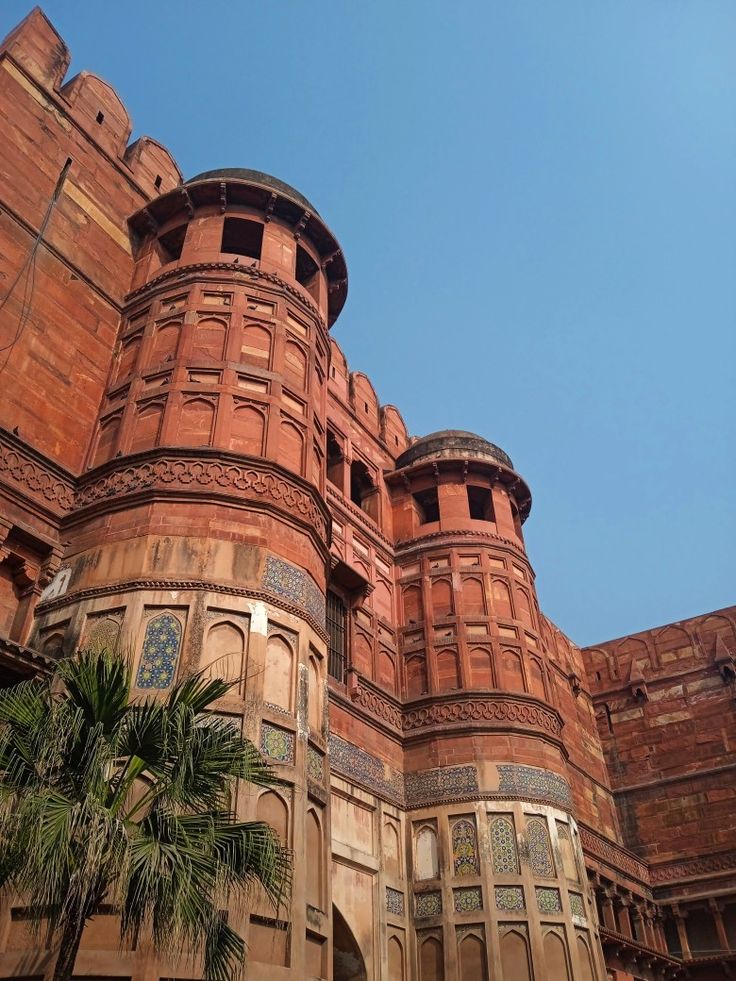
[330,675,565,748]
[0,426,75,516]
[71,449,330,555]
[35,576,328,643]
[124,261,326,333]
[394,528,530,564]
[402,690,564,746]
[579,823,651,887]
[649,849,736,886]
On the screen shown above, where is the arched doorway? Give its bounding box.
[333,904,367,981]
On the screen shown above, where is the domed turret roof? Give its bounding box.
[395,430,514,471]
[186,168,317,214]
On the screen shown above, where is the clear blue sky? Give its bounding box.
[4,1,735,646]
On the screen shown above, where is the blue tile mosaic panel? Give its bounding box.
[415,891,442,918]
[307,746,324,782]
[405,765,479,807]
[136,612,181,689]
[495,887,525,912]
[526,818,556,878]
[535,886,562,914]
[569,893,585,918]
[497,764,572,808]
[490,816,519,875]
[386,887,404,916]
[260,723,295,764]
[451,818,479,876]
[328,734,404,803]
[262,555,325,627]
[453,887,483,913]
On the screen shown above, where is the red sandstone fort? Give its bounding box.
[0,9,734,981]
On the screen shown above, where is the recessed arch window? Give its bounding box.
[350,459,378,521]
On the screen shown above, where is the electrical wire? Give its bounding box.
[0,158,72,374]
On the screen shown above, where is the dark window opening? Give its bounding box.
[96,110,104,124]
[221,217,263,260]
[158,224,187,263]
[327,590,347,683]
[413,487,440,525]
[350,460,378,520]
[296,244,319,301]
[154,174,162,190]
[327,431,343,489]
[664,918,682,958]
[467,485,495,521]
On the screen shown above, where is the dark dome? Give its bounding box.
[395,430,514,471]
[185,168,317,214]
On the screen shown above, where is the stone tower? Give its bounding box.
[2,9,735,981]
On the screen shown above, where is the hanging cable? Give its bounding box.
[0,157,72,374]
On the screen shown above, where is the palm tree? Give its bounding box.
[0,647,290,981]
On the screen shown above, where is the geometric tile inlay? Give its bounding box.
[495,886,526,912]
[307,746,324,781]
[498,764,573,809]
[490,816,519,875]
[386,887,404,916]
[526,817,555,878]
[328,734,404,804]
[415,891,442,918]
[453,886,483,913]
[262,555,325,627]
[536,886,562,914]
[260,723,295,764]
[405,766,479,808]
[569,892,585,918]
[451,818,479,876]
[135,612,181,689]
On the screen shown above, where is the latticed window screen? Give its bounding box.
[327,590,347,682]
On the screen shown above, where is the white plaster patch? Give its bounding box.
[249,601,268,635]
[40,566,71,602]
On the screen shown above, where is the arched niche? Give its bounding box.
[459,933,487,977]
[528,657,546,700]
[202,619,245,688]
[306,809,323,911]
[279,419,304,474]
[384,820,401,878]
[431,578,453,618]
[543,929,571,980]
[500,649,525,693]
[469,648,493,687]
[179,397,215,446]
[500,928,531,981]
[263,633,293,711]
[130,401,164,454]
[378,649,397,694]
[576,934,596,981]
[242,323,272,366]
[414,825,439,880]
[387,935,404,980]
[92,414,121,467]
[284,339,308,389]
[406,656,428,698]
[436,649,459,691]
[193,316,227,361]
[462,577,486,615]
[491,578,513,618]
[231,402,265,456]
[516,587,535,629]
[419,935,444,981]
[150,319,180,366]
[308,655,322,733]
[402,584,422,624]
[333,904,367,981]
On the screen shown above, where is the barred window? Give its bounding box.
[327,590,347,682]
